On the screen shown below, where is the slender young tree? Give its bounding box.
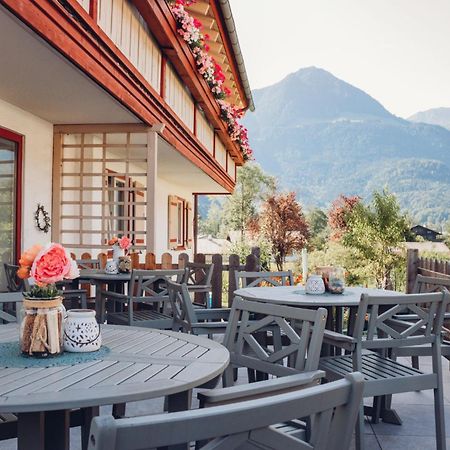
[223,163,276,239]
[259,192,309,270]
[342,190,409,289]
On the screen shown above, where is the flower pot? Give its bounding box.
[63,309,101,352]
[19,296,65,357]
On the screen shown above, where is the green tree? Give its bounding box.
[306,208,329,250]
[223,163,276,239]
[198,197,226,237]
[342,190,409,289]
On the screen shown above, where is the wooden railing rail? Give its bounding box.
[406,248,450,293]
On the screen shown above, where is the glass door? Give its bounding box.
[0,128,22,291]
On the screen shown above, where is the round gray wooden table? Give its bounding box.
[0,324,229,450]
[234,285,400,307]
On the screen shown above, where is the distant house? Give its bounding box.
[196,235,231,255]
[410,225,443,242]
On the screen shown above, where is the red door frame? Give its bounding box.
[0,127,23,263]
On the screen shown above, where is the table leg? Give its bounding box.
[44,409,70,450]
[165,391,192,450]
[81,406,99,450]
[18,412,45,450]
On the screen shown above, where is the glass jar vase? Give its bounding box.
[19,297,65,357]
[328,267,345,294]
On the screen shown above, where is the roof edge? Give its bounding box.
[217,0,255,111]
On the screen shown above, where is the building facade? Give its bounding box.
[0,0,252,289]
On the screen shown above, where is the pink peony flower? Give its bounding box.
[30,243,73,285]
[118,236,132,251]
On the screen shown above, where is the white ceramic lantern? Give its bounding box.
[63,309,101,352]
[305,275,326,295]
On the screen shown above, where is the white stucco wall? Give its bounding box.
[0,98,53,251]
[155,176,194,259]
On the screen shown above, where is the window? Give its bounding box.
[168,195,192,250]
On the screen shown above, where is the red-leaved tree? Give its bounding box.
[328,194,361,240]
[259,192,309,270]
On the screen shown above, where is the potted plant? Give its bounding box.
[17,243,79,357]
[108,236,132,272]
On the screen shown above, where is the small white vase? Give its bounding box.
[105,259,118,275]
[64,309,101,352]
[112,244,124,263]
[305,275,326,295]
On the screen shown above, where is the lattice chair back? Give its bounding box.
[353,291,450,353]
[129,269,186,305]
[223,297,327,384]
[235,270,294,289]
[167,281,197,333]
[3,263,23,292]
[88,372,364,450]
[182,262,214,286]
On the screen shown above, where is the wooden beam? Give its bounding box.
[147,130,158,252]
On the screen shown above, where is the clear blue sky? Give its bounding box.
[229,0,450,118]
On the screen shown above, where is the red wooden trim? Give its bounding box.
[193,193,198,255]
[89,0,98,21]
[2,0,237,192]
[208,1,249,110]
[213,130,216,158]
[160,55,166,99]
[0,127,23,263]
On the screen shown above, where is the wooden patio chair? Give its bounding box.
[235,269,294,289]
[3,263,23,292]
[204,296,327,391]
[181,262,214,307]
[168,281,231,335]
[392,275,450,368]
[103,269,185,328]
[88,372,364,450]
[319,290,450,450]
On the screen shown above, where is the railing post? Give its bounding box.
[228,254,240,307]
[194,253,206,304]
[178,253,189,269]
[211,254,223,308]
[161,253,172,269]
[406,248,419,293]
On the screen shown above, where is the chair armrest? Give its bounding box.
[62,289,87,295]
[195,308,231,321]
[197,370,325,407]
[100,290,128,300]
[322,330,356,352]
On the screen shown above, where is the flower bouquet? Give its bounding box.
[108,236,132,273]
[17,243,80,357]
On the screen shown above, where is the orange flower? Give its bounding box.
[16,266,30,279]
[19,244,43,268]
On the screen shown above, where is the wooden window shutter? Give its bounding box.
[185,201,193,249]
[168,195,179,250]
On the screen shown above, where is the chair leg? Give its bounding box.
[223,366,235,387]
[354,402,365,450]
[434,387,446,450]
[411,356,419,370]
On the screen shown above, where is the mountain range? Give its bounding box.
[242,67,450,227]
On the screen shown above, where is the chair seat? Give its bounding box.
[107,310,172,328]
[319,352,434,397]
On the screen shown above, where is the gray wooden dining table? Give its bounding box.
[0,324,229,450]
